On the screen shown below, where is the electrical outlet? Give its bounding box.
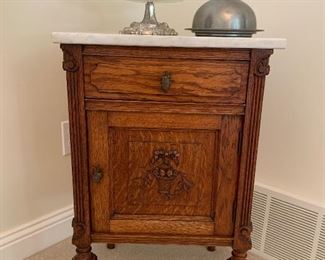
[61,121,71,156]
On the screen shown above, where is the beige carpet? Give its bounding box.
[26,238,265,260]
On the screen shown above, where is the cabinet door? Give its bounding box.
[87,110,241,237]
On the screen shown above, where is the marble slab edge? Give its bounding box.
[52,32,287,50]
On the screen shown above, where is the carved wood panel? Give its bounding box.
[112,128,216,218]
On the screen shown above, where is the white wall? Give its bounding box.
[253,0,325,207]
[0,0,324,234]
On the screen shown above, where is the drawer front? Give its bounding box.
[84,56,249,103]
[87,109,241,237]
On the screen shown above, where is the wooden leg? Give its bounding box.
[227,224,252,259]
[107,243,116,249]
[71,219,97,260]
[207,246,216,252]
[227,249,247,260]
[72,247,97,260]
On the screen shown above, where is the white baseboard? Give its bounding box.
[0,206,73,260]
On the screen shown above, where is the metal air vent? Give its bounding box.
[263,198,318,260]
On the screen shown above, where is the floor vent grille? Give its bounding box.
[316,215,325,260]
[251,191,268,251]
[251,183,324,260]
[264,198,318,260]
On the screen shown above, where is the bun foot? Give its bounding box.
[107,243,116,249]
[227,249,247,260]
[227,257,246,260]
[207,246,216,252]
[72,249,97,260]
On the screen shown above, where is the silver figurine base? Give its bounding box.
[120,1,177,36]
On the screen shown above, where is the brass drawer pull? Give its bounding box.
[92,166,103,183]
[161,72,172,93]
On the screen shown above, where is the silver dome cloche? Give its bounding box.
[188,0,262,37]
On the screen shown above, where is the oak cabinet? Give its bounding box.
[60,44,274,260]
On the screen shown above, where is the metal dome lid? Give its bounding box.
[187,0,263,37]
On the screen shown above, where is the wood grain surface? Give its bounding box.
[84,56,249,103]
[83,46,251,61]
[85,99,245,115]
[87,111,242,239]
[91,233,233,246]
[110,126,216,218]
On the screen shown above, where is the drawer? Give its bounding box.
[84,56,249,103]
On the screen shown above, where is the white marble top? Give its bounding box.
[52,32,287,49]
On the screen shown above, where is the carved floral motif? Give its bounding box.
[255,56,271,77]
[227,223,253,259]
[238,223,253,251]
[72,218,86,245]
[131,149,193,200]
[61,48,79,72]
